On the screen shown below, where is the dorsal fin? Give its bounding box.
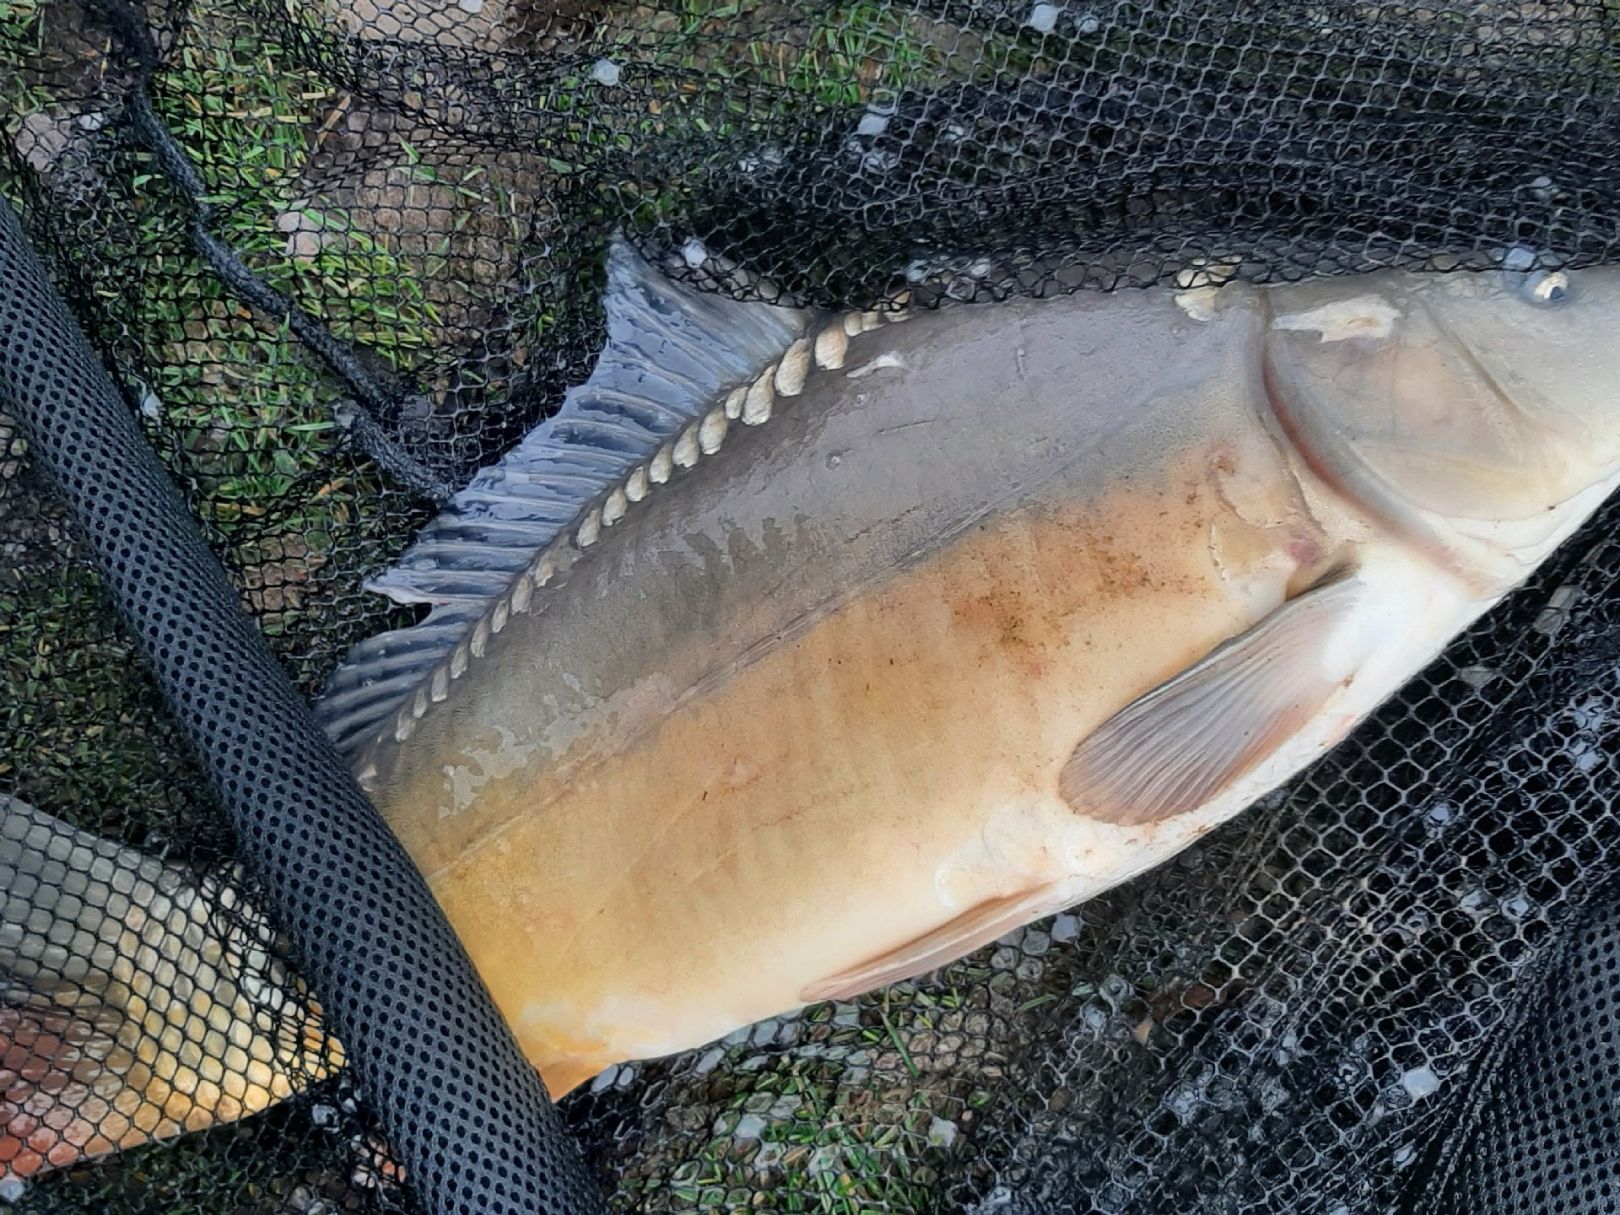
[314,238,812,757]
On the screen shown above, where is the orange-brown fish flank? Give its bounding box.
[953,587,1032,652]
[412,449,1288,1082]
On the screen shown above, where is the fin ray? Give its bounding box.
[801,882,1082,1004]
[1059,573,1368,826]
[315,238,811,757]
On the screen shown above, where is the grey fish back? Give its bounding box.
[361,280,1267,870]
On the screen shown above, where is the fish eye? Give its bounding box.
[1523,269,1572,307]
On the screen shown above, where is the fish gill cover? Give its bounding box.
[1,1,1620,1213]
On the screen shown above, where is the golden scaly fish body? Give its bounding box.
[1,796,339,1181]
[353,263,1620,1092]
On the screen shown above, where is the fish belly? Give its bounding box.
[423,418,1331,1090]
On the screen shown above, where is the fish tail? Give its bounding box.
[0,795,342,1182]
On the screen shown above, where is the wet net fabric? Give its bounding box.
[0,197,601,1213]
[2,2,1620,1214]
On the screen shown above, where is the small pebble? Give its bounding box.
[1026,2,1060,33]
[1402,1066,1441,1100]
[927,1116,959,1150]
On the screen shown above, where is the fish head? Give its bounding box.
[1258,260,1620,586]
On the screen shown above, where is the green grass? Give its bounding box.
[0,562,215,845]
[5,5,514,519]
[131,21,404,508]
[0,0,50,119]
[9,6,502,673]
[0,0,41,63]
[595,1,944,130]
[627,1058,943,1215]
[740,2,934,109]
[602,967,1024,1215]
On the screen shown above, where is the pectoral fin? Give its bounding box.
[1059,573,1367,827]
[801,882,1081,1004]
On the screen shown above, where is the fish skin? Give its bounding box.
[354,262,1620,1093]
[0,795,341,1183]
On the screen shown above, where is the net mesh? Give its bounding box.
[3,1,1620,1212]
